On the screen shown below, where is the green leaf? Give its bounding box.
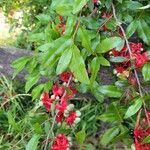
[32,84,44,100]
[7,112,21,131]
[56,4,73,16]
[98,85,122,98]
[126,20,138,38]
[99,56,110,66]
[98,102,123,123]
[12,56,30,78]
[142,135,150,144]
[64,16,77,36]
[73,0,87,14]
[124,98,142,119]
[96,37,124,53]
[142,63,150,81]
[69,45,90,84]
[110,56,128,63]
[79,27,92,52]
[25,72,40,93]
[56,48,72,74]
[98,113,117,123]
[100,127,120,146]
[90,82,104,102]
[90,57,101,83]
[75,129,86,145]
[36,14,51,24]
[43,37,73,67]
[26,134,40,150]
[138,19,150,45]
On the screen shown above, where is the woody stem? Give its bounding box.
[112,3,150,127]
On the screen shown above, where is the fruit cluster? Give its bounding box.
[41,71,81,150]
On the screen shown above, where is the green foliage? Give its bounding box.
[1,0,150,149]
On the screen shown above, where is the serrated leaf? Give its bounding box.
[98,85,122,98]
[142,63,150,81]
[126,20,138,38]
[73,0,87,14]
[100,127,120,146]
[79,27,92,52]
[96,37,124,53]
[69,45,90,84]
[56,48,72,74]
[12,56,30,78]
[124,98,142,119]
[26,134,40,150]
[138,19,150,45]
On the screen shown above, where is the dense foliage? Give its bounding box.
[1,0,150,149]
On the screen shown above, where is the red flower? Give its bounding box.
[52,84,64,96]
[56,111,64,123]
[51,134,70,150]
[134,126,145,139]
[65,111,77,125]
[130,43,143,54]
[115,66,125,74]
[56,97,68,113]
[134,52,148,67]
[60,71,72,82]
[41,92,53,112]
[92,0,98,3]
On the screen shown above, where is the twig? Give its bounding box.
[112,3,150,127]
[72,10,82,40]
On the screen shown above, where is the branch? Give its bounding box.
[112,3,150,127]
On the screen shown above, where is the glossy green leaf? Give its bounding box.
[56,48,72,74]
[100,127,120,146]
[126,20,138,38]
[64,16,77,36]
[56,4,73,16]
[25,72,40,93]
[142,63,150,81]
[79,27,92,52]
[110,56,128,63]
[43,37,73,67]
[69,45,90,84]
[98,85,122,98]
[138,19,150,45]
[12,56,30,78]
[99,56,110,66]
[26,134,40,150]
[90,57,101,83]
[73,0,87,14]
[75,129,86,145]
[124,98,142,119]
[96,37,124,53]
[142,135,150,144]
[32,84,44,100]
